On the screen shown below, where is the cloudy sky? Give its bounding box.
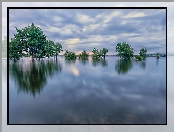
[7,7,167,55]
[2,2,174,56]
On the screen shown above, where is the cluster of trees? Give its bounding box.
[64,48,108,60]
[64,50,77,60]
[79,50,89,60]
[92,48,108,60]
[115,42,147,61]
[115,42,162,60]
[134,48,147,61]
[9,23,63,61]
[9,23,163,62]
[9,23,109,61]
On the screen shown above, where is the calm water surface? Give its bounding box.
[9,56,166,124]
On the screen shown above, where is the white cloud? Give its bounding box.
[124,12,146,18]
[104,11,121,23]
[76,13,94,24]
[54,16,62,21]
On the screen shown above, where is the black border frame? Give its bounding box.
[7,6,167,125]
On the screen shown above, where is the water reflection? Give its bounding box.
[70,66,79,76]
[115,59,133,74]
[79,59,89,66]
[9,57,166,124]
[92,59,108,67]
[134,60,146,70]
[139,60,146,69]
[65,59,76,65]
[156,59,159,67]
[9,59,62,97]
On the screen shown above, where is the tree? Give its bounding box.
[12,23,47,60]
[139,48,147,60]
[156,53,160,59]
[115,42,134,59]
[9,38,23,61]
[53,42,63,59]
[92,48,108,60]
[134,55,144,61]
[64,50,77,60]
[134,48,147,61]
[44,39,54,59]
[101,48,108,59]
[79,50,89,60]
[92,48,101,60]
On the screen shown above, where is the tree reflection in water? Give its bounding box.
[115,59,147,74]
[65,59,76,66]
[79,59,89,66]
[133,59,146,70]
[139,60,146,69]
[92,59,108,67]
[156,59,159,67]
[9,59,62,97]
[115,59,133,74]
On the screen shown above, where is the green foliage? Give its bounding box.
[101,48,108,59]
[9,38,23,61]
[79,50,89,60]
[92,48,108,60]
[156,53,160,59]
[11,23,47,60]
[139,48,147,60]
[92,48,100,60]
[64,50,77,60]
[134,55,144,61]
[44,39,54,58]
[54,42,63,58]
[2,36,7,58]
[115,42,134,59]
[9,23,64,60]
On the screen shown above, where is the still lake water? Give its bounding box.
[9,56,166,124]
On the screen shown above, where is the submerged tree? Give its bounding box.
[139,48,147,60]
[156,53,160,59]
[115,42,134,59]
[92,48,108,60]
[54,42,63,59]
[10,23,47,60]
[92,48,100,60]
[44,39,54,59]
[134,48,147,61]
[9,38,23,61]
[79,50,89,60]
[64,50,77,60]
[101,48,108,59]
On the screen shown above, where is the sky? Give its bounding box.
[5,5,168,55]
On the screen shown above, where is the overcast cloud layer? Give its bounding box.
[8,8,166,55]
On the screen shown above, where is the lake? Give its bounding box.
[8,56,166,124]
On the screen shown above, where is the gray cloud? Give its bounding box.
[9,8,166,54]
